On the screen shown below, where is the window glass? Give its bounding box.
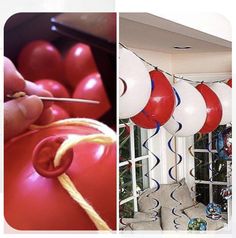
[194,133,208,149]
[213,185,228,213]
[212,125,226,150]
[136,158,149,193]
[212,154,227,182]
[194,152,209,181]
[119,126,131,162]
[120,200,134,218]
[119,165,133,200]
[134,126,148,157]
[196,183,209,205]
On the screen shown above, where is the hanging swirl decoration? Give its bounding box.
[142,122,161,219]
[167,88,184,229]
[188,133,203,200]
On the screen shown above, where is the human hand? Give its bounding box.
[4,56,54,141]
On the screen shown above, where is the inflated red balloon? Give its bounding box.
[227,79,232,88]
[71,73,111,119]
[17,40,63,82]
[131,70,175,128]
[51,104,70,121]
[64,43,98,88]
[5,124,116,230]
[35,79,72,114]
[35,79,70,98]
[131,111,157,129]
[196,83,222,134]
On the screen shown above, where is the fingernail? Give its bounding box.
[17,95,43,120]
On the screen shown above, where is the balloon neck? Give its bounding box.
[32,135,73,178]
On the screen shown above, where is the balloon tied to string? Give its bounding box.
[31,118,116,231]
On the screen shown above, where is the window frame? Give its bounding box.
[119,121,150,213]
[186,130,232,221]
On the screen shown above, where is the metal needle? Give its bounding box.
[6,93,100,104]
[38,96,100,104]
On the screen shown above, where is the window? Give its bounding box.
[119,120,150,218]
[193,125,231,219]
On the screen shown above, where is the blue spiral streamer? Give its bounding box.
[167,88,184,229]
[142,122,161,217]
[173,88,181,107]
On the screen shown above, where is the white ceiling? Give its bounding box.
[120,13,232,54]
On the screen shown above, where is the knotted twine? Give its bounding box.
[30,118,116,231]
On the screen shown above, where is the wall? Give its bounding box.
[156,12,232,42]
[172,51,232,74]
[130,47,172,73]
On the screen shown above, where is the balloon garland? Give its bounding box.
[119,43,232,132]
[119,43,232,229]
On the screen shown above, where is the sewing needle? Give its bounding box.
[7,93,100,104]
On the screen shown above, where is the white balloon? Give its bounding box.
[164,81,207,137]
[119,78,125,97]
[119,47,151,119]
[210,83,232,125]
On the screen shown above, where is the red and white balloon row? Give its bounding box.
[16,40,111,121]
[119,47,232,137]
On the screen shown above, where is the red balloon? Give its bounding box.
[64,43,98,88]
[227,79,232,88]
[35,79,72,114]
[5,124,116,230]
[131,111,157,129]
[35,79,70,98]
[131,70,175,128]
[17,40,63,82]
[196,83,222,134]
[71,73,111,119]
[51,104,70,121]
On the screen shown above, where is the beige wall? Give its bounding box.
[131,47,231,75]
[172,51,232,74]
[130,47,172,72]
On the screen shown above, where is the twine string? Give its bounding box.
[31,118,116,231]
